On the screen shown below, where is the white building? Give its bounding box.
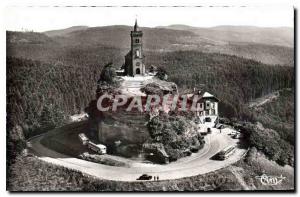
[194,91,219,128]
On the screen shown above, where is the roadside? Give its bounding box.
[28,122,247,181]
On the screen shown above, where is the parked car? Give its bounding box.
[87,141,107,154]
[183,149,192,156]
[78,133,89,145]
[216,124,225,129]
[137,174,152,180]
[26,141,32,148]
[229,131,239,137]
[207,128,212,134]
[233,133,244,139]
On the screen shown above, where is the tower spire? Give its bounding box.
[134,18,138,31]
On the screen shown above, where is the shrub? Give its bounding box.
[237,121,293,166]
[147,114,203,162]
[99,62,117,84]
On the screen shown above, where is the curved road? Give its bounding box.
[29,126,246,181]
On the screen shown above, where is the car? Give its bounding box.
[233,133,243,139]
[216,124,225,129]
[137,174,152,180]
[87,141,107,154]
[229,131,239,136]
[26,141,32,148]
[183,149,192,156]
[204,117,212,123]
[207,128,212,134]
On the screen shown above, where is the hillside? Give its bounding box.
[159,25,293,47]
[8,24,293,65]
[44,26,89,37]
[46,26,198,52]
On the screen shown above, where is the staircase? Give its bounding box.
[120,76,153,95]
[122,80,144,89]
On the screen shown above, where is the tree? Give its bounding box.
[99,62,117,84]
[39,103,65,131]
[155,67,168,81]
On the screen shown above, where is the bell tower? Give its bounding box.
[124,19,145,76]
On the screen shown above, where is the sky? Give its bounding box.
[5,5,294,32]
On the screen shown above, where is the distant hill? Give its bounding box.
[6,31,54,44]
[45,25,198,51]
[158,25,293,48]
[44,26,89,37]
[7,24,294,65]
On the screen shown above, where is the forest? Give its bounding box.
[5,27,295,193]
[145,51,294,117]
[7,29,294,169]
[7,50,294,157]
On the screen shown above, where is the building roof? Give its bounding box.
[186,91,219,102]
[202,92,214,98]
[134,19,139,31]
[125,50,132,58]
[202,91,219,101]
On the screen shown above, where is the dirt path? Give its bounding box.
[248,91,280,108]
[29,124,247,181]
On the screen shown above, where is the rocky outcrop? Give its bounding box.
[141,78,178,95]
[147,115,205,162]
[87,65,204,162]
[97,111,150,145]
[143,143,169,164]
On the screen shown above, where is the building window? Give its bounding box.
[211,109,215,115]
[136,62,140,66]
[135,50,140,57]
[200,103,203,108]
[205,110,209,115]
[206,102,210,108]
[135,39,139,43]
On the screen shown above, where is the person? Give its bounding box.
[157,176,159,181]
[153,176,156,181]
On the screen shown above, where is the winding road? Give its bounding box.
[28,124,247,181]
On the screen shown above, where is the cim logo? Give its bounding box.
[255,174,286,186]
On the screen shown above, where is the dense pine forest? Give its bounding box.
[6,26,295,191]
[7,51,294,156]
[7,29,294,166]
[146,51,293,116]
